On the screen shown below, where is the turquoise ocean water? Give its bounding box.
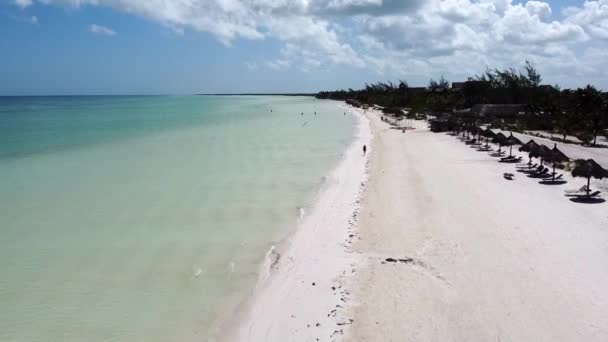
[0,96,355,341]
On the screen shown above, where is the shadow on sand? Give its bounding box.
[539,180,568,185]
[569,197,606,204]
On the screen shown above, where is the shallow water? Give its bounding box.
[0,95,355,341]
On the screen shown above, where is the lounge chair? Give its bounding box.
[519,164,542,173]
[565,185,589,194]
[504,173,515,180]
[500,156,523,163]
[517,163,537,169]
[529,168,549,178]
[574,191,601,198]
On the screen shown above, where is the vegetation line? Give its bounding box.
[316,61,608,147]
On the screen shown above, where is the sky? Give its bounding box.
[1,0,607,95]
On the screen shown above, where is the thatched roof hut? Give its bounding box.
[503,134,522,146]
[519,139,539,152]
[571,159,608,196]
[543,144,569,182]
[572,159,608,180]
[492,132,507,143]
[529,144,551,161]
[481,128,496,138]
[545,144,569,164]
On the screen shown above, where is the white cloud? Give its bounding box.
[564,0,608,40]
[14,0,33,8]
[14,0,608,87]
[245,61,259,71]
[30,15,38,24]
[266,59,290,71]
[89,24,116,36]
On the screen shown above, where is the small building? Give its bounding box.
[408,87,428,96]
[452,82,467,90]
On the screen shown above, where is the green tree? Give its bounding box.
[574,85,604,146]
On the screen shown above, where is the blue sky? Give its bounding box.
[1,0,607,95]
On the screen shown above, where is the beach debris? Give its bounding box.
[384,257,415,264]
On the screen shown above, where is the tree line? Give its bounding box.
[316,62,608,146]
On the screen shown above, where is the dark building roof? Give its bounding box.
[452,82,467,89]
[408,87,428,95]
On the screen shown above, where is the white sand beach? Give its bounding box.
[349,110,608,341]
[227,105,608,342]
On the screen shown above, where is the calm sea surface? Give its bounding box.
[0,95,355,341]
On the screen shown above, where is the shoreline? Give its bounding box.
[218,105,371,341]
[220,104,608,341]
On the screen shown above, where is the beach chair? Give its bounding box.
[500,156,523,163]
[529,168,549,178]
[523,166,543,174]
[574,191,602,199]
[517,163,537,169]
[565,185,589,195]
[503,173,515,180]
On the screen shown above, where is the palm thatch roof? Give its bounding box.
[481,128,495,138]
[492,132,507,143]
[468,125,481,134]
[544,144,569,163]
[529,144,552,159]
[572,159,608,180]
[519,139,539,152]
[503,134,523,146]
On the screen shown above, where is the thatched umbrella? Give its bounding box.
[519,139,539,165]
[544,143,569,182]
[502,133,523,157]
[480,128,495,148]
[468,126,482,145]
[492,132,507,155]
[529,144,551,166]
[571,159,608,197]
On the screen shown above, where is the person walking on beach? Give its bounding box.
[363,144,367,155]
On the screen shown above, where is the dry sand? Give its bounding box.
[349,110,608,341]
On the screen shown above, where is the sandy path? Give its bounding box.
[349,112,608,341]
